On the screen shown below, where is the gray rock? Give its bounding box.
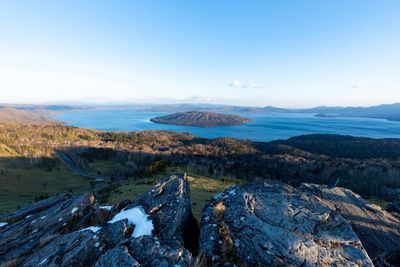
[1,193,70,221]
[3,174,396,266]
[130,236,194,267]
[21,220,132,267]
[0,193,95,263]
[127,173,199,256]
[199,182,374,266]
[127,173,198,266]
[300,183,400,263]
[0,174,197,267]
[22,230,102,267]
[95,246,140,267]
[386,201,400,213]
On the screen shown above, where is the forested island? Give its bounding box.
[150,111,251,127]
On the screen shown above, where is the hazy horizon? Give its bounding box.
[2,100,400,110]
[1,1,399,107]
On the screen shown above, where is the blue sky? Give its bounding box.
[0,1,399,107]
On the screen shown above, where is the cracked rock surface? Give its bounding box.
[0,174,196,267]
[2,174,400,266]
[198,183,374,267]
[300,183,400,266]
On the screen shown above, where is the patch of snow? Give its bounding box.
[95,242,100,247]
[0,222,8,227]
[235,239,240,247]
[79,226,102,233]
[212,193,223,200]
[39,258,48,265]
[71,207,78,214]
[25,215,32,219]
[99,205,113,211]
[58,218,63,222]
[40,215,47,220]
[108,206,154,238]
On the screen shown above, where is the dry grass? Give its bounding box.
[213,202,226,220]
[38,233,59,248]
[103,172,241,221]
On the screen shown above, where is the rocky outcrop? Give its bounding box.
[0,193,96,264]
[300,184,400,265]
[0,174,196,267]
[2,174,400,266]
[198,182,375,266]
[387,201,400,214]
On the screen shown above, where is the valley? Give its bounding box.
[0,123,399,217]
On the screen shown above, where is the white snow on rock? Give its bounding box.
[99,205,113,211]
[108,206,154,238]
[0,222,8,227]
[79,226,102,233]
[71,207,78,214]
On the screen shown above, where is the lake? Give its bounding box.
[56,109,400,142]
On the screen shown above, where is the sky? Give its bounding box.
[0,1,399,108]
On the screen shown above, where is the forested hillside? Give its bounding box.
[1,123,400,213]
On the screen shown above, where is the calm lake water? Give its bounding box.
[56,109,400,142]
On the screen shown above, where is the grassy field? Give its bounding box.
[0,155,241,221]
[366,197,390,210]
[0,159,91,213]
[86,159,129,176]
[1,153,394,221]
[100,172,242,220]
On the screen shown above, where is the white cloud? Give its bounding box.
[352,83,366,88]
[229,80,242,87]
[247,84,264,89]
[230,80,263,89]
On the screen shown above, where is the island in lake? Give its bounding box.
[150,111,251,127]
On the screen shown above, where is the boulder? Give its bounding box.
[3,174,399,266]
[199,182,374,266]
[387,201,400,213]
[300,183,400,262]
[0,173,197,267]
[95,246,140,267]
[130,235,194,266]
[0,193,96,263]
[21,220,131,267]
[128,173,199,254]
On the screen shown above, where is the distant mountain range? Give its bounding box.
[138,103,400,122]
[139,103,291,113]
[297,103,400,121]
[2,102,400,122]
